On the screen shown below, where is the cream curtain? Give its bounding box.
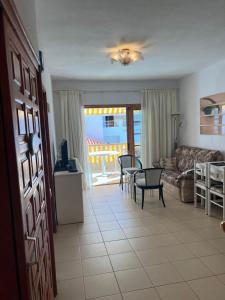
[141,89,177,167]
[59,89,92,189]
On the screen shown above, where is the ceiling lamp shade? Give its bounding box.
[110,48,143,66]
[106,43,144,66]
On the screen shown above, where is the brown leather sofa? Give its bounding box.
[153,145,223,203]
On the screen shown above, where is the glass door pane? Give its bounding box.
[84,107,128,186]
[133,109,142,158]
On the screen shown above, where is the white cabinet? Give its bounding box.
[55,171,84,224]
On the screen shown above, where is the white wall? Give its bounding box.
[13,0,39,53]
[42,69,57,162]
[53,79,179,147]
[179,59,225,153]
[13,0,57,160]
[53,79,178,105]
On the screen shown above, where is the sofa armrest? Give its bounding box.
[177,169,194,181]
[182,168,195,175]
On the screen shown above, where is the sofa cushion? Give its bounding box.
[159,157,177,170]
[175,145,223,173]
[195,149,223,162]
[176,146,199,172]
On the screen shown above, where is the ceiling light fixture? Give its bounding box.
[106,43,144,66]
[110,48,143,66]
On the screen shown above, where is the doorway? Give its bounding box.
[84,105,141,186]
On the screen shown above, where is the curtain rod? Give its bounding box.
[53,89,143,93]
[53,88,177,93]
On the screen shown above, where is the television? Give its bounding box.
[60,139,68,167]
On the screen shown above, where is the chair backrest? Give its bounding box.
[144,168,163,186]
[118,155,133,169]
[135,157,142,169]
[118,155,142,169]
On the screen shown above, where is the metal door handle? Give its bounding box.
[26,235,38,265]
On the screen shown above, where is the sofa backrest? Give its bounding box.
[175,145,223,173]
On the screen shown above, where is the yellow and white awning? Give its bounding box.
[84,107,126,115]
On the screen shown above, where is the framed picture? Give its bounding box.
[200,92,225,135]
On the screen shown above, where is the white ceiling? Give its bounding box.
[35,0,225,80]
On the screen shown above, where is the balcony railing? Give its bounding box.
[88,143,127,165]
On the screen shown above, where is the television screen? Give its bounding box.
[61,139,68,166]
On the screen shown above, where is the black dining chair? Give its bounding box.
[133,168,165,209]
[118,155,142,191]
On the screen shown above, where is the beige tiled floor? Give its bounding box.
[55,185,225,300]
[145,262,183,286]
[115,267,152,292]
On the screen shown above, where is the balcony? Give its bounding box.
[88,142,128,186]
[85,106,141,186]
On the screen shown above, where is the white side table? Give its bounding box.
[123,167,140,198]
[55,171,84,224]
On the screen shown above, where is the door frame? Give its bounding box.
[38,85,57,295]
[84,104,141,156]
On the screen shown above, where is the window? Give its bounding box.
[104,115,114,127]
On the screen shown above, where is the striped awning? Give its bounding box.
[86,138,102,145]
[84,107,126,115]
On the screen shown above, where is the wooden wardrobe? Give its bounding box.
[0,0,57,299]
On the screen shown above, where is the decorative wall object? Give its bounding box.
[200,92,225,135]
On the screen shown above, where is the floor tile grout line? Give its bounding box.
[56,271,223,288]
[89,188,124,300]
[185,278,205,300]
[88,188,155,299]
[197,253,225,276]
[57,186,224,299]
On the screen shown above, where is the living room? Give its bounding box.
[1,0,225,299]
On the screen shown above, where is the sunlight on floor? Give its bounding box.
[92,172,120,186]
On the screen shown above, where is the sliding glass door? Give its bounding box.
[84,104,141,186]
[126,105,142,158]
[84,106,128,185]
[133,109,142,158]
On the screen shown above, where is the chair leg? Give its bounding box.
[121,175,123,190]
[208,190,211,217]
[134,185,136,202]
[160,188,165,207]
[142,189,145,209]
[223,194,225,221]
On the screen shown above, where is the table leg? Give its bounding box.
[130,175,134,198]
[101,155,107,176]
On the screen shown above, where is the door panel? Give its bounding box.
[0,75,20,300]
[126,105,141,157]
[4,15,54,300]
[133,109,142,158]
[39,90,57,294]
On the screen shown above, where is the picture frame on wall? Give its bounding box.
[200,92,225,135]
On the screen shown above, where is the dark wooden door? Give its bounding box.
[40,90,57,234]
[0,86,20,300]
[0,5,54,300]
